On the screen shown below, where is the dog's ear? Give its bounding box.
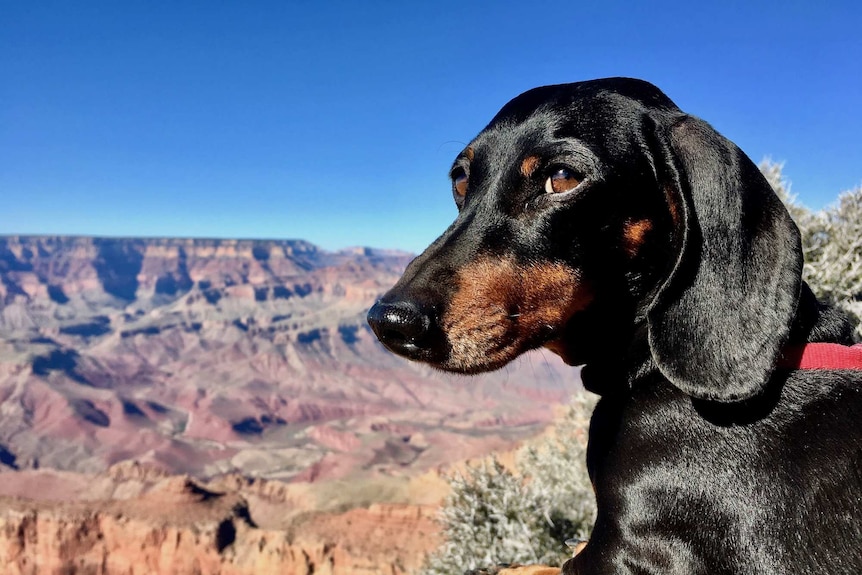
[647,116,802,402]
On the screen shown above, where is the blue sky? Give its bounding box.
[2,1,860,252]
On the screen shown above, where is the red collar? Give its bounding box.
[778,343,862,370]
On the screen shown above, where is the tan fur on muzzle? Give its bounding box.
[440,257,592,372]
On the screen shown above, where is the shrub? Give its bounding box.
[760,159,862,338]
[420,394,597,574]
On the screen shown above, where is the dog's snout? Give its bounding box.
[367,300,429,341]
[367,300,442,360]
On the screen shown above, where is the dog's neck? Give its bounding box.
[580,322,655,396]
[779,284,861,370]
[580,282,858,397]
[787,282,858,346]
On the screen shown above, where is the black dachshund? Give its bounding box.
[368,78,862,574]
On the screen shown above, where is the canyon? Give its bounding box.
[0,235,580,573]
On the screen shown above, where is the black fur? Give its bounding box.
[368,78,862,574]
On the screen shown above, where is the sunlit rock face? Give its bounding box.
[0,464,443,575]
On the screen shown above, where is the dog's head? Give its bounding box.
[368,78,802,402]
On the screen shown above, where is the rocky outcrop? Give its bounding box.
[0,469,440,575]
[0,236,402,307]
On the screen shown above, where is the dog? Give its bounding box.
[367,78,862,574]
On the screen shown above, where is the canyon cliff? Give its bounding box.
[0,235,581,573]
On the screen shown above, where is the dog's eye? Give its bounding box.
[545,168,581,194]
[452,169,468,199]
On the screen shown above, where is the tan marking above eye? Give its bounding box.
[622,219,654,257]
[545,168,581,194]
[453,170,468,198]
[464,146,474,161]
[520,155,541,177]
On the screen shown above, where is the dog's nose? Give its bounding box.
[367,300,439,360]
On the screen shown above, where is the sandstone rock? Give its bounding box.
[0,468,440,575]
